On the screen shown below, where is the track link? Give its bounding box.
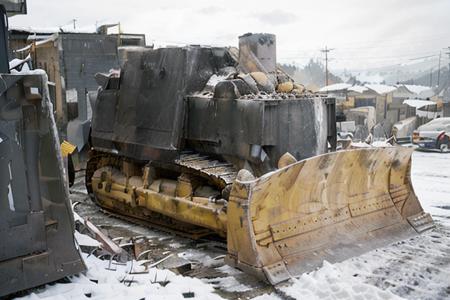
[85,150,236,239]
[174,152,238,189]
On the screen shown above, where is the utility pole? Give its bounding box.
[72,19,77,30]
[446,47,450,84]
[321,46,334,86]
[437,51,442,87]
[430,68,433,87]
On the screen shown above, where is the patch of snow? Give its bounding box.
[10,68,47,75]
[416,110,439,119]
[351,141,393,148]
[75,231,101,247]
[14,252,224,300]
[73,212,84,224]
[215,264,242,276]
[350,142,371,148]
[9,54,31,70]
[348,85,369,94]
[7,162,15,211]
[411,151,450,226]
[10,25,96,35]
[169,242,183,248]
[365,84,397,95]
[178,250,220,267]
[319,83,351,92]
[403,84,432,95]
[14,34,59,53]
[205,74,227,89]
[372,140,393,147]
[251,294,283,300]
[206,276,252,293]
[403,99,436,109]
[280,261,405,300]
[118,46,150,52]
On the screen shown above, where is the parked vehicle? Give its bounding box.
[413,118,450,152]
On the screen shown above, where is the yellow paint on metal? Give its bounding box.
[91,175,227,236]
[88,148,433,285]
[226,147,434,284]
[61,140,76,157]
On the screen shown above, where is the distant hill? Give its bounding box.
[402,66,449,88]
[335,56,446,85]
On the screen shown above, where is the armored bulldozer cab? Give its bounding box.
[87,33,433,285]
[91,41,336,175]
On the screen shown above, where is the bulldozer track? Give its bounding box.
[97,204,219,240]
[85,150,235,240]
[174,152,238,189]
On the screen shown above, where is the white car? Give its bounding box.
[413,117,450,152]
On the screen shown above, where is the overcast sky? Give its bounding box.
[9,0,450,71]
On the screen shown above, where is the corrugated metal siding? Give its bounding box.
[61,33,119,120]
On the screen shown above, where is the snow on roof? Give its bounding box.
[365,84,397,95]
[319,83,351,92]
[10,25,96,34]
[14,33,59,53]
[403,84,432,95]
[347,85,368,94]
[403,99,436,109]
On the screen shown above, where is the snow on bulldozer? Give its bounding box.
[86,33,434,284]
[0,1,85,297]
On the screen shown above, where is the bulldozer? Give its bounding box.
[0,1,85,297]
[87,33,434,284]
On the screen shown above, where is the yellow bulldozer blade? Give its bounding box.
[226,147,434,284]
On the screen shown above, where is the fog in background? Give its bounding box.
[9,0,450,72]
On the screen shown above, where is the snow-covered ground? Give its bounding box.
[14,151,450,300]
[15,252,224,300]
[411,151,450,226]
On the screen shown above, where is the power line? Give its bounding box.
[279,54,450,70]
[281,49,442,61]
[280,33,450,54]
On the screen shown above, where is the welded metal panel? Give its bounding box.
[60,34,119,121]
[115,47,214,150]
[0,74,85,297]
[91,46,236,160]
[0,0,26,15]
[187,97,264,158]
[0,5,9,73]
[90,45,332,169]
[262,98,329,161]
[187,97,329,164]
[238,33,276,74]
